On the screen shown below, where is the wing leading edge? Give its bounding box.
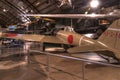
[5,33,67,44]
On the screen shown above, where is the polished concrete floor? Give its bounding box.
[0,47,120,80]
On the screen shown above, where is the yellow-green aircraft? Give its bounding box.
[0,14,120,59]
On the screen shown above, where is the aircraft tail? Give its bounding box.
[98,19,120,55]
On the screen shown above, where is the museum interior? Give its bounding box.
[0,0,120,80]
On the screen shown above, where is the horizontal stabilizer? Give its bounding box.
[67,45,107,53]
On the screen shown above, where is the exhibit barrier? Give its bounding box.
[0,40,41,56]
[29,49,120,80]
[0,40,120,80]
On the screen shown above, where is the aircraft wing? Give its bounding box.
[5,33,66,44]
[67,44,108,53]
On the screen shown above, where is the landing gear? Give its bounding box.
[62,44,73,52]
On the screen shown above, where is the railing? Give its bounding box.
[0,41,120,80]
[29,49,120,80]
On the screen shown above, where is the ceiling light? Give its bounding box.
[90,0,99,8]
[101,7,104,10]
[3,8,8,12]
[85,11,88,14]
[91,13,96,17]
[109,12,113,15]
[84,34,94,38]
[35,2,40,6]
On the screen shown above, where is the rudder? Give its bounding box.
[98,19,120,50]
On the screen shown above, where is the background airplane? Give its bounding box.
[57,0,72,8]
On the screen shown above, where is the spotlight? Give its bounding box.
[85,11,88,14]
[90,0,99,8]
[3,8,8,12]
[91,13,96,17]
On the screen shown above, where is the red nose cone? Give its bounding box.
[67,35,73,44]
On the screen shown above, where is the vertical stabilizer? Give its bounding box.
[98,19,120,50]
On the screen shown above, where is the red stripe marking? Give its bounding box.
[6,33,17,37]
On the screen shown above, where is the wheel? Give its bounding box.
[62,44,72,52]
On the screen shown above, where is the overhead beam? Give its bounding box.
[23,14,120,18]
[45,6,61,13]
[0,14,11,23]
[35,1,48,8]
[21,0,40,13]
[0,6,21,23]
[0,13,19,24]
[102,0,119,8]
[32,0,39,4]
[0,6,21,21]
[41,3,59,13]
[0,17,8,25]
[38,1,57,12]
[1,0,30,21]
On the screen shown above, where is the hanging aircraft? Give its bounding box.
[0,14,120,60]
[57,0,72,8]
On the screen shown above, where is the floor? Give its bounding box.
[0,46,120,80]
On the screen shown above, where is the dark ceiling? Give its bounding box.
[0,0,119,27]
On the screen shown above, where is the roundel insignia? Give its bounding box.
[67,35,73,44]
